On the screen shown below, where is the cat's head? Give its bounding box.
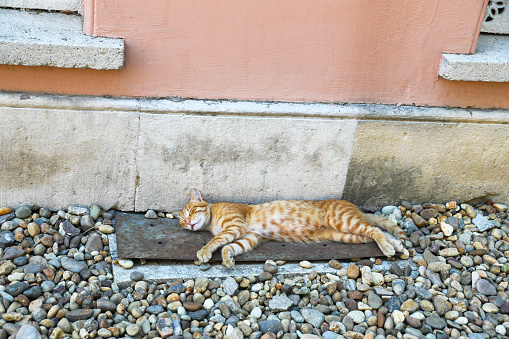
[179,188,211,231]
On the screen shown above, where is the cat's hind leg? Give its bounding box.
[362,213,407,241]
[309,229,374,244]
[221,232,261,268]
[384,231,410,259]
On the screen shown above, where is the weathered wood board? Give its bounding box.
[115,212,384,261]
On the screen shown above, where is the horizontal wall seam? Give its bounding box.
[1,92,508,124]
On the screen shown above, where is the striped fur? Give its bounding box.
[179,189,408,268]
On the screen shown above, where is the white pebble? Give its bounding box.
[203,299,215,310]
[250,306,262,318]
[299,261,312,269]
[372,272,385,286]
[392,310,405,324]
[454,317,468,325]
[357,302,372,311]
[118,259,134,269]
[347,310,365,324]
[496,325,507,336]
[440,221,454,237]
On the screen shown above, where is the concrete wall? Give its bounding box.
[3,0,508,109]
[1,93,508,212]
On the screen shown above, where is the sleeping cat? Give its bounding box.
[179,189,408,268]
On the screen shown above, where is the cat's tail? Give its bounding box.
[362,213,407,241]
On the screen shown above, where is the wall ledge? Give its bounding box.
[439,34,509,82]
[1,91,509,125]
[0,8,123,70]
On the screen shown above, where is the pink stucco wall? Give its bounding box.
[2,0,506,108]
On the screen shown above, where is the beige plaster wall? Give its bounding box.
[2,0,507,109]
[342,121,509,210]
[1,94,508,211]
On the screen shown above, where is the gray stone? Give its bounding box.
[16,323,41,339]
[61,257,87,273]
[367,293,383,309]
[5,281,29,296]
[301,308,325,328]
[422,249,439,264]
[89,204,101,220]
[392,279,406,295]
[39,207,52,218]
[57,318,72,333]
[188,309,208,321]
[1,221,16,231]
[68,205,88,216]
[66,309,94,322]
[472,214,494,231]
[147,305,165,314]
[0,230,15,246]
[258,319,283,333]
[32,244,46,256]
[32,307,47,322]
[3,247,26,260]
[408,286,433,300]
[97,298,116,312]
[85,234,103,253]
[41,281,55,292]
[269,295,293,312]
[291,310,305,323]
[237,290,250,306]
[425,315,447,329]
[222,276,238,296]
[0,212,14,224]
[445,216,461,231]
[322,331,341,339]
[24,285,43,299]
[24,263,43,274]
[80,215,95,232]
[130,271,144,282]
[61,220,80,236]
[476,279,497,296]
[15,205,32,219]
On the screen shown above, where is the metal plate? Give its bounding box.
[115,212,384,261]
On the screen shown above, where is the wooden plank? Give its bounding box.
[115,212,384,261]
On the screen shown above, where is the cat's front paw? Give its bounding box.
[221,247,235,268]
[197,247,212,263]
[379,242,395,257]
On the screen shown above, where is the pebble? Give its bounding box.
[17,323,41,339]
[15,205,32,219]
[0,202,507,339]
[269,295,293,311]
[60,257,87,273]
[118,259,134,268]
[299,260,312,268]
[145,209,158,219]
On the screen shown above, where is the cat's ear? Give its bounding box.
[190,188,203,202]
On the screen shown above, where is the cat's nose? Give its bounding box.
[186,218,192,225]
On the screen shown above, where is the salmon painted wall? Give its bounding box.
[1,0,506,108]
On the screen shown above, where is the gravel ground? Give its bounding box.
[0,200,508,339]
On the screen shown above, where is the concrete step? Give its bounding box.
[0,8,123,69]
[439,34,509,82]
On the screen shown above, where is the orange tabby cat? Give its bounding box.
[179,189,408,267]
